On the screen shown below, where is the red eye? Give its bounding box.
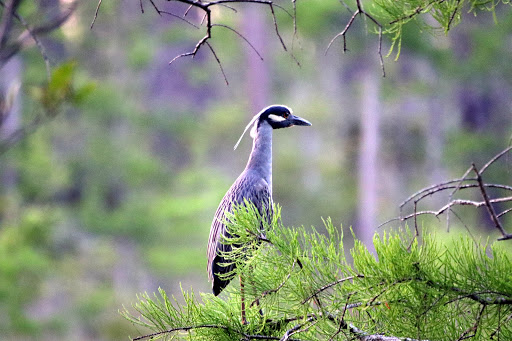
[284,112,290,118]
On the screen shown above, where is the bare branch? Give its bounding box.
[472,163,511,239]
[325,0,385,76]
[399,178,475,209]
[169,8,212,65]
[325,10,359,55]
[381,197,512,228]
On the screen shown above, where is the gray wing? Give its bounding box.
[207,172,272,295]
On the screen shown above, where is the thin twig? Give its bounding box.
[490,311,512,339]
[90,0,102,29]
[472,163,511,239]
[159,10,200,28]
[250,261,296,307]
[480,145,512,175]
[497,207,512,219]
[0,113,47,155]
[148,0,162,15]
[212,24,264,60]
[455,304,486,341]
[280,316,316,341]
[302,275,364,304]
[206,42,228,85]
[325,10,359,55]
[447,0,462,31]
[325,0,385,75]
[0,0,70,79]
[132,324,229,341]
[328,293,353,341]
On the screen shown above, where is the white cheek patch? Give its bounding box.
[268,114,287,122]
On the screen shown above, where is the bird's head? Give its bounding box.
[259,105,312,129]
[234,105,312,150]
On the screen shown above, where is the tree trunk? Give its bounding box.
[356,66,380,252]
[242,5,269,114]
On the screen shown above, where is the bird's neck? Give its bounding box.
[245,121,273,188]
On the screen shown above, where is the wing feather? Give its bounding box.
[207,171,272,295]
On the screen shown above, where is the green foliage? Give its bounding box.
[30,61,96,117]
[371,0,511,57]
[0,207,55,335]
[123,204,512,340]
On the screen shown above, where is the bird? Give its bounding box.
[207,104,311,323]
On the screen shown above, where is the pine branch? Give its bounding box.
[124,206,512,340]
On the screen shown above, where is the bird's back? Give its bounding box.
[207,169,272,295]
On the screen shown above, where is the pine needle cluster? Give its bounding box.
[122,203,512,340]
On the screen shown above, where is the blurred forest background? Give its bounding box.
[0,0,511,340]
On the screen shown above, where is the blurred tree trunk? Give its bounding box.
[356,65,380,251]
[427,96,446,186]
[242,6,269,115]
[0,57,21,221]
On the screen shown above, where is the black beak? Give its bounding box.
[289,114,312,126]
